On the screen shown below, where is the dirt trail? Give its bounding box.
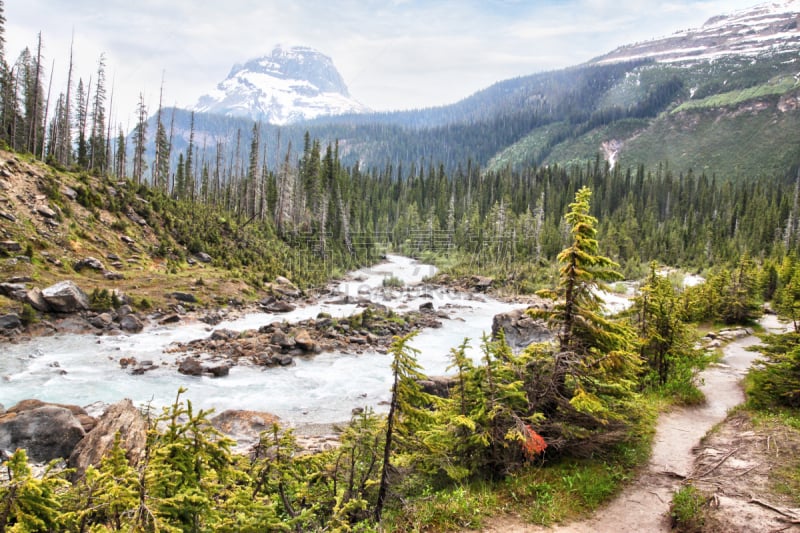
[478,316,785,533]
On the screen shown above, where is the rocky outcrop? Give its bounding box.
[166,306,443,375]
[492,306,553,353]
[0,401,92,462]
[41,280,90,313]
[69,399,147,479]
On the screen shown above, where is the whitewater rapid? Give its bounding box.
[0,256,522,425]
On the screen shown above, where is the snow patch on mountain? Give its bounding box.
[592,0,800,65]
[193,45,369,125]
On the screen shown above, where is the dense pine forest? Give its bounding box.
[2,2,800,531]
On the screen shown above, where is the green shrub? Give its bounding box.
[19,303,38,326]
[670,484,706,531]
[382,275,404,288]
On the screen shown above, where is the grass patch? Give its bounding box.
[670,484,707,532]
[385,484,498,532]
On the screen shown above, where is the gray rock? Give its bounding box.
[36,206,57,219]
[210,328,238,341]
[0,211,16,222]
[119,314,144,333]
[273,276,300,298]
[210,409,280,454]
[0,282,26,301]
[88,313,114,329]
[0,405,86,462]
[74,256,105,271]
[418,376,458,398]
[178,357,204,376]
[103,270,124,280]
[264,300,296,313]
[41,280,90,313]
[0,240,21,253]
[271,330,295,349]
[62,186,78,200]
[25,287,50,312]
[276,354,294,366]
[116,304,133,318]
[195,252,212,263]
[172,291,198,303]
[68,399,147,479]
[159,313,181,325]
[492,307,553,353]
[0,313,21,329]
[471,275,494,291]
[207,364,231,377]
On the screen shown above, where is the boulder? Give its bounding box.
[492,307,553,353]
[264,300,296,313]
[159,313,181,325]
[178,357,204,376]
[195,252,213,263]
[210,410,280,454]
[0,405,86,462]
[36,206,57,219]
[210,328,238,341]
[294,329,316,351]
[273,276,301,298]
[88,313,114,329]
[419,301,435,312]
[471,275,494,291]
[0,240,22,253]
[74,256,105,271]
[25,287,50,312]
[418,376,458,398]
[0,313,21,329]
[41,280,90,313]
[69,399,147,479]
[0,282,26,298]
[103,270,124,280]
[271,330,295,349]
[207,364,231,378]
[119,314,144,333]
[172,291,198,303]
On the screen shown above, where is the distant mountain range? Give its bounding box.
[192,45,369,125]
[148,0,800,180]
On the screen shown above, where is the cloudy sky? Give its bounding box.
[5,0,762,123]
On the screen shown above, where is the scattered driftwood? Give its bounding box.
[748,497,800,524]
[694,447,740,479]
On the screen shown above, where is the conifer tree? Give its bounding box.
[89,53,106,172]
[529,186,640,451]
[375,332,434,522]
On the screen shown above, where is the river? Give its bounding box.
[0,256,522,426]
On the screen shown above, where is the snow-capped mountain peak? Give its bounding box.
[193,45,369,125]
[592,0,800,65]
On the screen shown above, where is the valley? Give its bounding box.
[1,1,800,531]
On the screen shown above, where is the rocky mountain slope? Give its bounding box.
[192,45,369,125]
[592,0,800,65]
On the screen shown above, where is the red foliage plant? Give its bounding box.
[522,424,548,460]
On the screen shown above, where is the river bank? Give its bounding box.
[0,255,524,428]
